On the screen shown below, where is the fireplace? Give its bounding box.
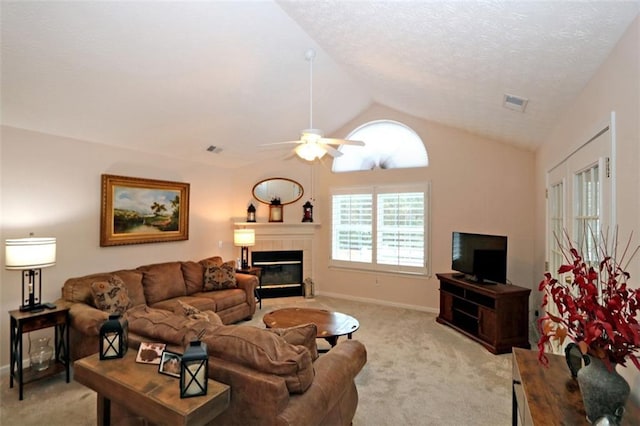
[251,250,303,298]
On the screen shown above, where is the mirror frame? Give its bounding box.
[252,177,304,206]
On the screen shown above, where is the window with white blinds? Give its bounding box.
[575,164,601,266]
[331,184,429,275]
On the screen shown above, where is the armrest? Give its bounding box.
[282,340,367,423]
[235,273,258,311]
[67,302,109,336]
[208,356,290,424]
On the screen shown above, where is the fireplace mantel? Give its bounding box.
[233,221,319,281]
[233,222,320,236]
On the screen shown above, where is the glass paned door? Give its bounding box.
[544,118,614,354]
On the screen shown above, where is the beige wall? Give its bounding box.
[316,104,535,310]
[234,103,536,312]
[0,126,240,367]
[533,17,639,392]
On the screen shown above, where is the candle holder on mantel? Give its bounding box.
[269,197,283,223]
[246,203,256,223]
[302,200,314,222]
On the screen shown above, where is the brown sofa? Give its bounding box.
[62,256,368,426]
[61,256,258,361]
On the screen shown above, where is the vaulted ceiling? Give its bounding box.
[2,1,638,168]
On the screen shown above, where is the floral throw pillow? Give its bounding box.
[91,275,131,314]
[203,260,237,291]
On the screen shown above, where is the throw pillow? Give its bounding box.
[203,260,237,291]
[91,275,132,314]
[174,300,222,324]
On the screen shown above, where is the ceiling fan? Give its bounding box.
[264,49,364,162]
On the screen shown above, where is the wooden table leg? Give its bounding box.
[97,395,111,426]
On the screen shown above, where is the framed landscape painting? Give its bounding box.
[101,174,190,246]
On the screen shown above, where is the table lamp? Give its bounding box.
[5,236,56,312]
[233,229,255,270]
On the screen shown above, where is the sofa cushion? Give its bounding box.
[91,275,132,314]
[62,270,146,306]
[202,325,315,394]
[63,270,145,307]
[194,289,246,311]
[268,323,319,361]
[203,260,237,291]
[124,305,210,347]
[174,300,223,325]
[137,262,186,305]
[149,296,216,313]
[200,256,223,267]
[181,261,204,295]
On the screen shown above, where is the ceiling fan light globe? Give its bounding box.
[301,129,323,143]
[295,142,326,161]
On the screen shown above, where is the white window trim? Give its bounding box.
[330,182,431,277]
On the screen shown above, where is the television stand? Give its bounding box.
[436,273,531,354]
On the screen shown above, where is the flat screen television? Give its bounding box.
[451,232,507,284]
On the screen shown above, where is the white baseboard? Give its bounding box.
[316,291,439,314]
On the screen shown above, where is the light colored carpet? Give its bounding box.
[0,296,513,425]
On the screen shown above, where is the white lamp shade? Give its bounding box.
[233,229,255,247]
[5,237,57,270]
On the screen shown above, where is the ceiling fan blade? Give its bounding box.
[260,140,304,147]
[324,144,343,157]
[320,138,365,146]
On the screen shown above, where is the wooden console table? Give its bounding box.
[512,348,640,425]
[75,351,230,426]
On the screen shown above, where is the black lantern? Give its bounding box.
[99,314,128,360]
[180,340,208,398]
[246,203,256,222]
[302,201,314,222]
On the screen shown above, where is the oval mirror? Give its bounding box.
[252,178,304,205]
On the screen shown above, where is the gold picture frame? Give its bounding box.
[101,174,190,246]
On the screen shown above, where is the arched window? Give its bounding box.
[332,120,428,172]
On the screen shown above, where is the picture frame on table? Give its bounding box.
[100,174,190,246]
[158,350,182,378]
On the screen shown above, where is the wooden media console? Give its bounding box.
[436,273,531,354]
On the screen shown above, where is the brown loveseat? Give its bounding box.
[62,256,368,425]
[61,256,258,360]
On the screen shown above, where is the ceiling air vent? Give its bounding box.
[503,93,528,112]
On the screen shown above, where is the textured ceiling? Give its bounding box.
[2,1,638,168]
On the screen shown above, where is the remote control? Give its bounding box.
[43,302,57,310]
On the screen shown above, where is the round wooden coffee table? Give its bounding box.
[263,307,360,348]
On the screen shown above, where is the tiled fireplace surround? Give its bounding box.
[242,223,319,282]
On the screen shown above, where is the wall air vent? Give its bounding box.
[206,145,223,153]
[503,93,528,112]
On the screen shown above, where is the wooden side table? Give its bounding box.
[237,266,262,309]
[74,351,230,426]
[9,305,70,400]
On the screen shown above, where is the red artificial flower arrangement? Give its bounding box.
[538,231,640,371]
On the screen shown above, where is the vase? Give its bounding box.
[29,337,54,372]
[577,355,630,423]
